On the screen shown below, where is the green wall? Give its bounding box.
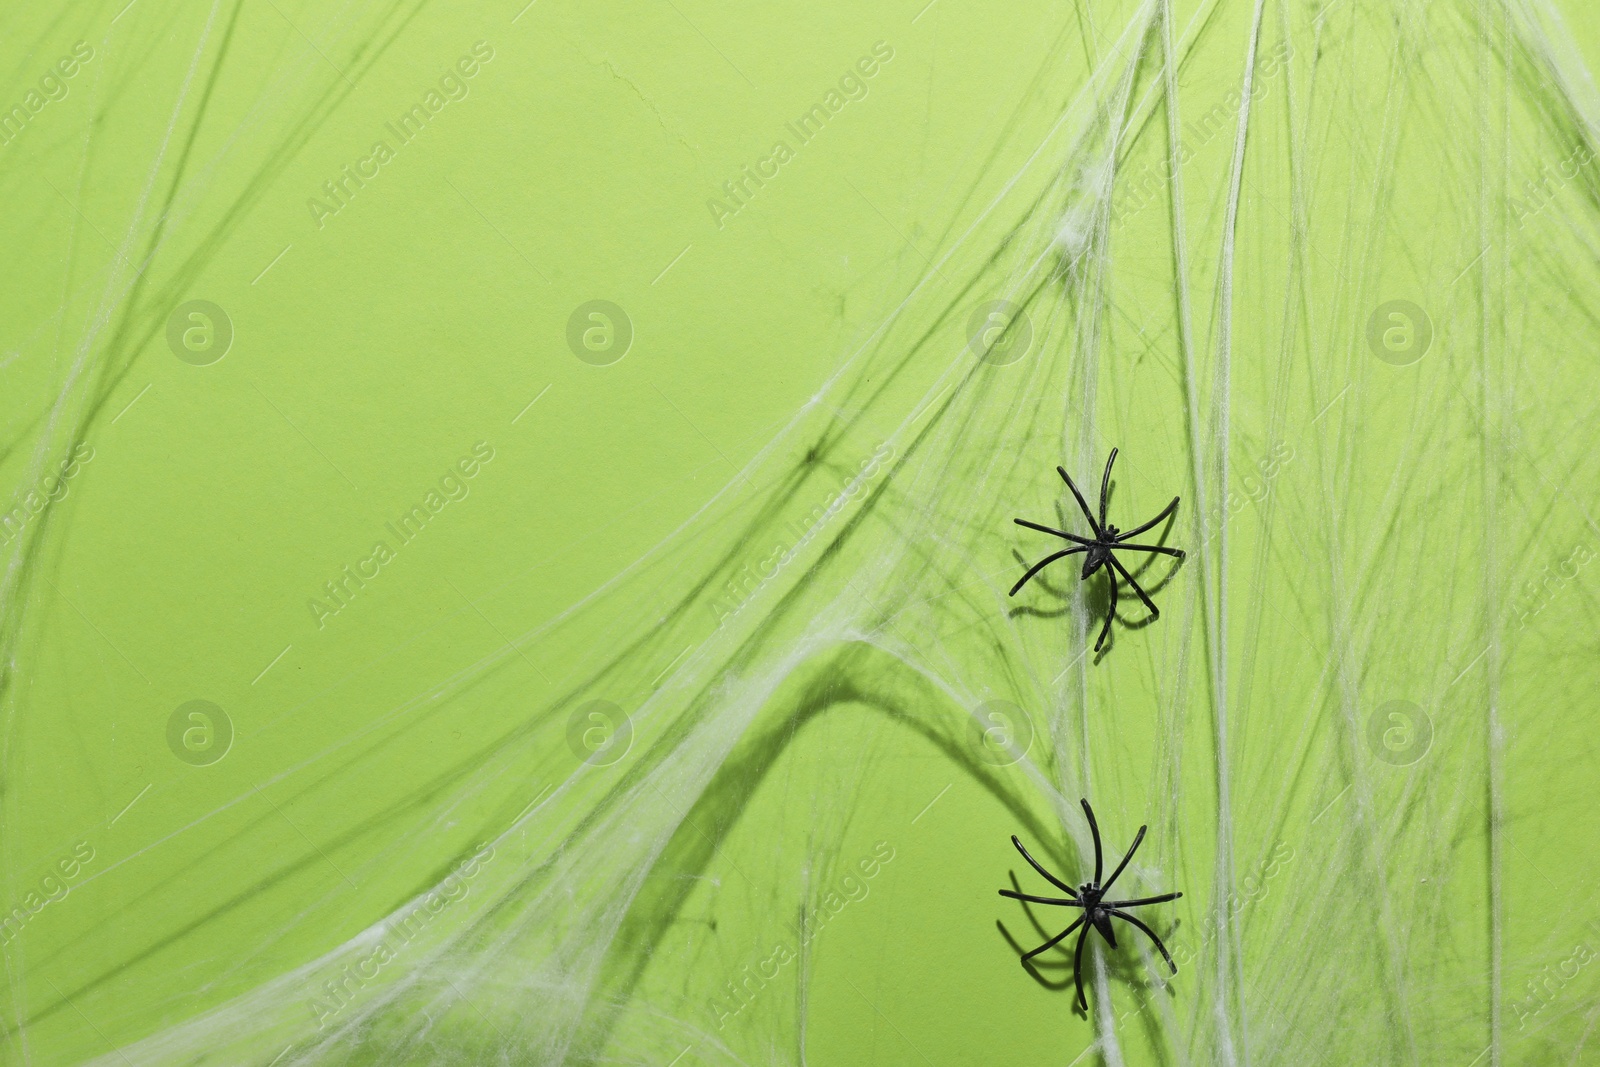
[2,0,1599,1063]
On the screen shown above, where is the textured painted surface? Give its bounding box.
[2,0,1599,1064]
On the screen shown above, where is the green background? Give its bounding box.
[2,0,1600,1063]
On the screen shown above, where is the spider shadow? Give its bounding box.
[995,870,1182,1027]
[1005,555,1167,660]
[995,870,1084,1014]
[1099,484,1185,598]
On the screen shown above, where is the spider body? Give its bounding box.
[1009,448,1185,652]
[1000,799,1182,1011]
[1072,880,1117,946]
[1079,527,1118,579]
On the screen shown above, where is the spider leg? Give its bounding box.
[1093,567,1117,652]
[1107,556,1159,621]
[1079,799,1104,886]
[1019,914,1085,964]
[1013,518,1094,546]
[1100,823,1147,892]
[1009,547,1088,597]
[1115,496,1180,541]
[1112,542,1186,559]
[1072,921,1092,1010]
[1107,908,1178,974]
[999,889,1079,906]
[1105,891,1183,908]
[1011,835,1080,897]
[1056,466,1104,537]
[1098,448,1118,529]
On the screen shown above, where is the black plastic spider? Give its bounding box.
[1009,448,1184,652]
[1000,799,1182,1011]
